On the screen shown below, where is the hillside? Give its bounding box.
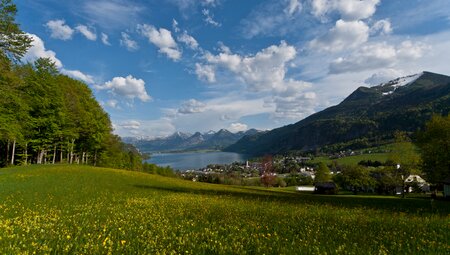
[226,71,450,155]
[0,165,448,254]
[132,129,262,152]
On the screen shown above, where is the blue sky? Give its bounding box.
[17,0,450,138]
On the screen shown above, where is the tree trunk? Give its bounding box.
[70,139,75,164]
[52,145,56,164]
[94,150,97,166]
[66,141,70,164]
[6,139,10,166]
[86,152,89,165]
[44,150,47,164]
[24,143,28,166]
[60,143,63,163]
[38,149,45,164]
[81,152,85,164]
[11,139,16,165]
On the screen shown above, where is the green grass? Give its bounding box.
[311,152,389,165]
[1,165,449,254]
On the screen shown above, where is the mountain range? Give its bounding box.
[225,71,450,156]
[127,129,262,153]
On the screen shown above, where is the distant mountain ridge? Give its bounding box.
[225,71,450,155]
[128,129,263,153]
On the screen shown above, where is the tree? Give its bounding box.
[260,155,276,187]
[0,0,32,61]
[415,115,450,184]
[335,165,375,194]
[314,162,331,183]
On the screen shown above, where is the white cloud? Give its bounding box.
[309,19,369,52]
[204,41,298,92]
[61,69,95,84]
[370,19,393,36]
[285,0,302,16]
[228,123,248,133]
[311,0,380,21]
[96,75,151,102]
[202,9,221,27]
[195,63,216,83]
[120,32,139,51]
[177,31,199,50]
[115,118,176,138]
[101,33,111,45]
[137,24,181,61]
[335,0,380,21]
[329,41,428,74]
[364,69,405,86]
[75,25,97,41]
[23,34,96,87]
[120,120,141,130]
[22,34,63,68]
[45,20,74,40]
[82,1,143,30]
[172,19,180,33]
[178,99,206,114]
[240,0,304,39]
[271,91,318,120]
[105,99,119,109]
[197,41,318,121]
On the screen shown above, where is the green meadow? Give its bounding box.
[0,165,449,254]
[311,153,389,165]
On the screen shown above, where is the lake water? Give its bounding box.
[146,151,248,171]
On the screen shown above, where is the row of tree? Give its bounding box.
[314,118,450,193]
[0,0,165,173]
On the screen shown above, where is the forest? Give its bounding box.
[0,0,148,171]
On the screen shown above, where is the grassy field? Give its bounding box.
[311,152,389,165]
[0,165,449,254]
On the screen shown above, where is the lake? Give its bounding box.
[146,151,249,171]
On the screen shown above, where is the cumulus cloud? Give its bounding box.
[271,91,318,119]
[240,0,304,38]
[61,69,95,84]
[45,20,74,40]
[329,41,428,74]
[202,9,221,27]
[228,123,248,133]
[195,41,317,121]
[311,0,380,21]
[120,120,141,130]
[195,63,216,83]
[75,25,97,41]
[204,41,298,92]
[101,33,111,45]
[177,31,199,50]
[364,69,405,86]
[285,0,302,16]
[105,99,119,109]
[370,19,393,36]
[137,24,181,61]
[82,1,143,30]
[22,34,63,68]
[309,19,369,52]
[96,75,151,102]
[120,32,139,51]
[178,99,206,114]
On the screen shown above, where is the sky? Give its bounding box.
[17,0,450,138]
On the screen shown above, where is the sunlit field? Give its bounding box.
[0,165,448,254]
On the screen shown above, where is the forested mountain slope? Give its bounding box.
[226,72,450,155]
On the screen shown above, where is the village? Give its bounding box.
[179,154,436,197]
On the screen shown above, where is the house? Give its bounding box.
[404,174,430,193]
[314,182,337,195]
